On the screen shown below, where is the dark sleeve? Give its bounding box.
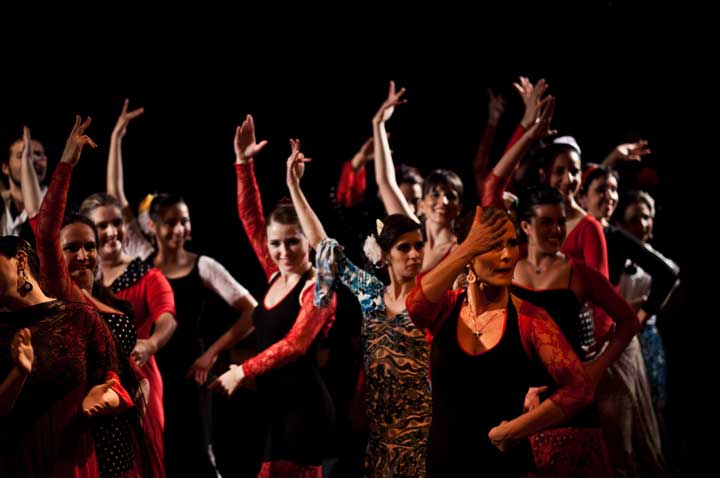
[606,225,680,315]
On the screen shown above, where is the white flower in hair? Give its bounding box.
[363,234,383,266]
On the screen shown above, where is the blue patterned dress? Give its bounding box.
[315,239,431,478]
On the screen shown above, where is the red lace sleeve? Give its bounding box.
[144,269,176,322]
[242,285,336,379]
[336,161,367,208]
[34,162,86,303]
[481,172,511,209]
[405,272,463,336]
[235,162,277,280]
[517,300,593,416]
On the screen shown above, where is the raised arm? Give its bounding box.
[19,126,43,218]
[406,207,506,331]
[602,139,651,168]
[473,89,506,197]
[372,81,418,220]
[34,117,98,302]
[234,114,275,278]
[107,99,144,208]
[286,138,327,249]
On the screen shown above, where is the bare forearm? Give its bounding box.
[20,153,42,218]
[505,398,567,440]
[107,134,128,206]
[372,121,416,218]
[0,368,28,416]
[287,181,327,249]
[148,313,177,352]
[420,243,475,302]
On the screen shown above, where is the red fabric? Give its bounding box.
[114,270,173,477]
[0,301,121,478]
[530,427,612,478]
[405,279,590,416]
[34,161,133,410]
[572,260,636,347]
[243,287,336,378]
[235,162,277,280]
[561,215,611,339]
[336,160,367,208]
[235,161,337,379]
[481,172,511,209]
[504,124,527,154]
[258,460,322,478]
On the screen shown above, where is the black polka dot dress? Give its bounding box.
[93,312,140,477]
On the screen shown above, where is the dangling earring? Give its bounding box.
[17,267,33,295]
[466,265,477,284]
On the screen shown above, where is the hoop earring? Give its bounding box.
[17,268,33,295]
[466,265,477,284]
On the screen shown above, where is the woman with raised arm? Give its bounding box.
[211,117,336,478]
[31,116,156,477]
[372,81,464,270]
[144,191,257,478]
[80,101,177,477]
[286,140,431,477]
[405,207,593,477]
[0,235,132,477]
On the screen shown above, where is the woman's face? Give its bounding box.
[548,150,582,199]
[521,203,567,254]
[88,205,126,260]
[421,184,461,226]
[471,221,520,287]
[61,222,98,291]
[621,201,654,243]
[384,229,424,281]
[266,221,309,275]
[154,202,192,251]
[583,174,619,223]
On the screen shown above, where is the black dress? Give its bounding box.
[154,259,217,478]
[426,294,535,478]
[253,270,335,471]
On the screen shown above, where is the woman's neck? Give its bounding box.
[466,282,508,315]
[5,286,53,310]
[101,250,131,269]
[154,245,187,266]
[278,261,312,284]
[425,219,456,249]
[525,245,563,269]
[564,195,586,218]
[387,273,416,302]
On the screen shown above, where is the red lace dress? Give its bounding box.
[0,300,130,478]
[236,161,336,478]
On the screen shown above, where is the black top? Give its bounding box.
[427,293,535,477]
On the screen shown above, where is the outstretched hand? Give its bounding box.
[234,114,268,163]
[112,99,145,139]
[60,116,98,167]
[11,328,33,376]
[286,138,312,186]
[208,364,245,396]
[82,378,122,417]
[513,77,550,130]
[526,96,557,141]
[372,81,407,125]
[605,140,651,167]
[187,351,218,385]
